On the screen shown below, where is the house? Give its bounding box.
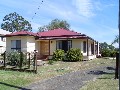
[0,29,10,54]
[5,28,99,60]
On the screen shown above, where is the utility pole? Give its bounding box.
[118,0,120,90]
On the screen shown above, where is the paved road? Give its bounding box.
[24,65,115,90]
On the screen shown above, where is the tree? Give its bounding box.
[99,42,116,57]
[38,19,70,32]
[1,12,32,32]
[112,35,119,44]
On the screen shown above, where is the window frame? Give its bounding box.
[11,40,21,51]
[56,40,72,51]
[83,41,86,53]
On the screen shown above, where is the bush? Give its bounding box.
[52,49,65,61]
[65,48,83,62]
[101,49,117,57]
[6,51,27,67]
[101,49,111,57]
[48,60,54,65]
[110,50,117,57]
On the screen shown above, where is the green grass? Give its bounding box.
[80,74,118,90]
[0,58,116,90]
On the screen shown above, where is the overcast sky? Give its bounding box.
[0,0,119,46]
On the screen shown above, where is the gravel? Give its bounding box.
[24,65,115,90]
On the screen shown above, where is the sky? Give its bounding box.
[0,0,119,47]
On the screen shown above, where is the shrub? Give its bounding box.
[6,51,27,67]
[110,50,117,57]
[52,49,65,61]
[101,49,111,57]
[48,60,54,65]
[66,48,83,62]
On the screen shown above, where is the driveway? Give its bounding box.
[24,64,115,90]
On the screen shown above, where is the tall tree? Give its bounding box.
[38,19,70,32]
[99,42,115,52]
[1,12,32,32]
[112,35,119,44]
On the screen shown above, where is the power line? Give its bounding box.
[30,0,44,22]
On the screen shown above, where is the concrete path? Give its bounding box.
[24,65,115,90]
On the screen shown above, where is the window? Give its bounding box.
[83,41,86,53]
[11,40,21,51]
[56,41,62,49]
[1,37,5,42]
[68,40,72,50]
[91,43,94,54]
[56,40,72,51]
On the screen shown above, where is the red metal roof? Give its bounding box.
[4,29,95,41]
[37,28,81,37]
[5,31,37,37]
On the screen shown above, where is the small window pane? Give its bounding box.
[16,40,21,48]
[83,41,86,53]
[68,40,72,50]
[56,41,62,49]
[11,40,16,48]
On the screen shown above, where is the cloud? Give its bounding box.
[72,0,95,18]
[31,22,41,32]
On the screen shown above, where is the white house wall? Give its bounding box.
[50,40,56,55]
[27,36,36,52]
[72,39,88,56]
[6,36,27,52]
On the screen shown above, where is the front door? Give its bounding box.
[40,41,49,55]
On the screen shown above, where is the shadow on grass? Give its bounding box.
[87,70,109,75]
[106,66,115,70]
[0,82,31,90]
[87,66,115,79]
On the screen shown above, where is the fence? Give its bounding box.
[0,50,37,73]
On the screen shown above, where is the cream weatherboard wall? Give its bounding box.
[72,39,87,56]
[50,40,56,55]
[6,36,37,53]
[26,36,37,52]
[48,39,94,56]
[6,36,27,52]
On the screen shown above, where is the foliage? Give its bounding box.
[110,50,117,57]
[1,12,32,32]
[48,60,54,65]
[6,51,27,67]
[101,49,111,57]
[66,48,83,62]
[101,49,117,57]
[112,35,119,44]
[99,42,115,53]
[99,42,117,57]
[38,19,70,32]
[52,49,65,61]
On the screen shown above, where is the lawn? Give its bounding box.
[80,72,118,90]
[0,58,117,90]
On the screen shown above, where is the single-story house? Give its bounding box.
[0,29,10,54]
[5,28,99,60]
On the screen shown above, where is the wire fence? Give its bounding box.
[0,51,37,73]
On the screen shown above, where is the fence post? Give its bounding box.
[3,51,6,67]
[20,52,23,69]
[28,53,30,69]
[115,52,119,79]
[33,50,37,73]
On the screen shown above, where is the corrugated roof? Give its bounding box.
[5,31,37,37]
[37,28,81,37]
